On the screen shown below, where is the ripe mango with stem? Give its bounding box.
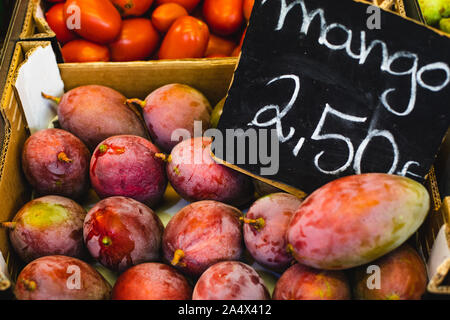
[42,85,147,150]
[2,196,86,263]
[14,255,111,300]
[22,128,90,199]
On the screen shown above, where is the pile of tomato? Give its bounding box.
[44,0,254,62]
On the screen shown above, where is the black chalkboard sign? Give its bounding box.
[214,0,450,195]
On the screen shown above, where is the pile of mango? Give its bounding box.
[419,0,450,33]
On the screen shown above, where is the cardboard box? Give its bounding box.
[20,0,54,41]
[4,0,450,296]
[0,40,238,290]
[2,38,450,297]
[19,0,62,63]
[423,196,450,294]
[1,0,30,69]
[59,59,237,105]
[0,42,38,285]
[22,0,239,65]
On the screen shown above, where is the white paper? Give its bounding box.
[14,44,65,133]
[0,252,9,281]
[427,224,450,282]
[0,251,11,290]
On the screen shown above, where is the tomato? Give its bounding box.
[151,3,188,33]
[110,0,154,17]
[205,34,235,57]
[159,16,209,59]
[63,0,122,44]
[243,0,254,21]
[203,0,243,36]
[62,40,110,62]
[155,0,201,13]
[45,3,77,44]
[109,18,160,61]
[45,0,64,2]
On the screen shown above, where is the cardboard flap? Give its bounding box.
[32,0,54,35]
[34,0,44,20]
[14,43,64,134]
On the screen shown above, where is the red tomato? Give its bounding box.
[159,16,209,59]
[63,0,122,44]
[151,3,188,33]
[203,0,243,36]
[205,34,235,57]
[45,0,64,2]
[62,40,110,62]
[110,0,154,17]
[155,0,201,12]
[45,3,77,44]
[243,0,254,21]
[109,18,160,61]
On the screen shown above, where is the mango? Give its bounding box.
[353,244,427,300]
[286,174,430,270]
[273,263,351,300]
[210,97,225,128]
[3,196,86,263]
[129,83,212,152]
[22,128,90,199]
[15,255,111,300]
[44,85,148,150]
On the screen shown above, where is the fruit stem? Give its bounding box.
[41,92,61,104]
[286,243,294,255]
[98,145,109,154]
[101,236,112,247]
[57,152,72,163]
[171,249,186,267]
[240,216,265,230]
[22,279,37,291]
[1,222,16,230]
[126,98,146,108]
[154,153,171,162]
